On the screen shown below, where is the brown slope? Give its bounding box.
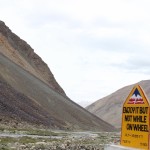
[0,53,115,131]
[0,20,65,96]
[0,21,116,131]
[86,80,150,129]
[0,75,65,129]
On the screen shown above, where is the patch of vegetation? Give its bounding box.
[99,135,107,139]
[0,127,5,132]
[0,126,64,137]
[25,129,57,136]
[0,137,17,144]
[19,136,37,144]
[0,146,10,150]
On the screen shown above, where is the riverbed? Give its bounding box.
[0,130,120,150]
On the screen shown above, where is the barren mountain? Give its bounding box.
[86,80,150,129]
[0,21,65,96]
[0,21,115,131]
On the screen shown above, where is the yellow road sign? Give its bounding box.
[120,85,150,149]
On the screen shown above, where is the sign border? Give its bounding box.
[120,84,150,149]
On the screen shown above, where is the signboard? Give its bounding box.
[120,85,150,149]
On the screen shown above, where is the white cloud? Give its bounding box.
[0,0,150,107]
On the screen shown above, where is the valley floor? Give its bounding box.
[0,127,120,150]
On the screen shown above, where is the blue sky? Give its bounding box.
[0,0,150,106]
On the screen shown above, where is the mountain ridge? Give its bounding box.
[86,80,150,129]
[0,21,115,131]
[0,20,66,96]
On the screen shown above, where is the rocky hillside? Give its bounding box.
[0,21,115,131]
[0,21,65,96]
[0,75,65,129]
[86,80,150,129]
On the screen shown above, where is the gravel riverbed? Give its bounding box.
[0,131,120,150]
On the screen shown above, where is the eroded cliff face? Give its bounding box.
[0,21,66,96]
